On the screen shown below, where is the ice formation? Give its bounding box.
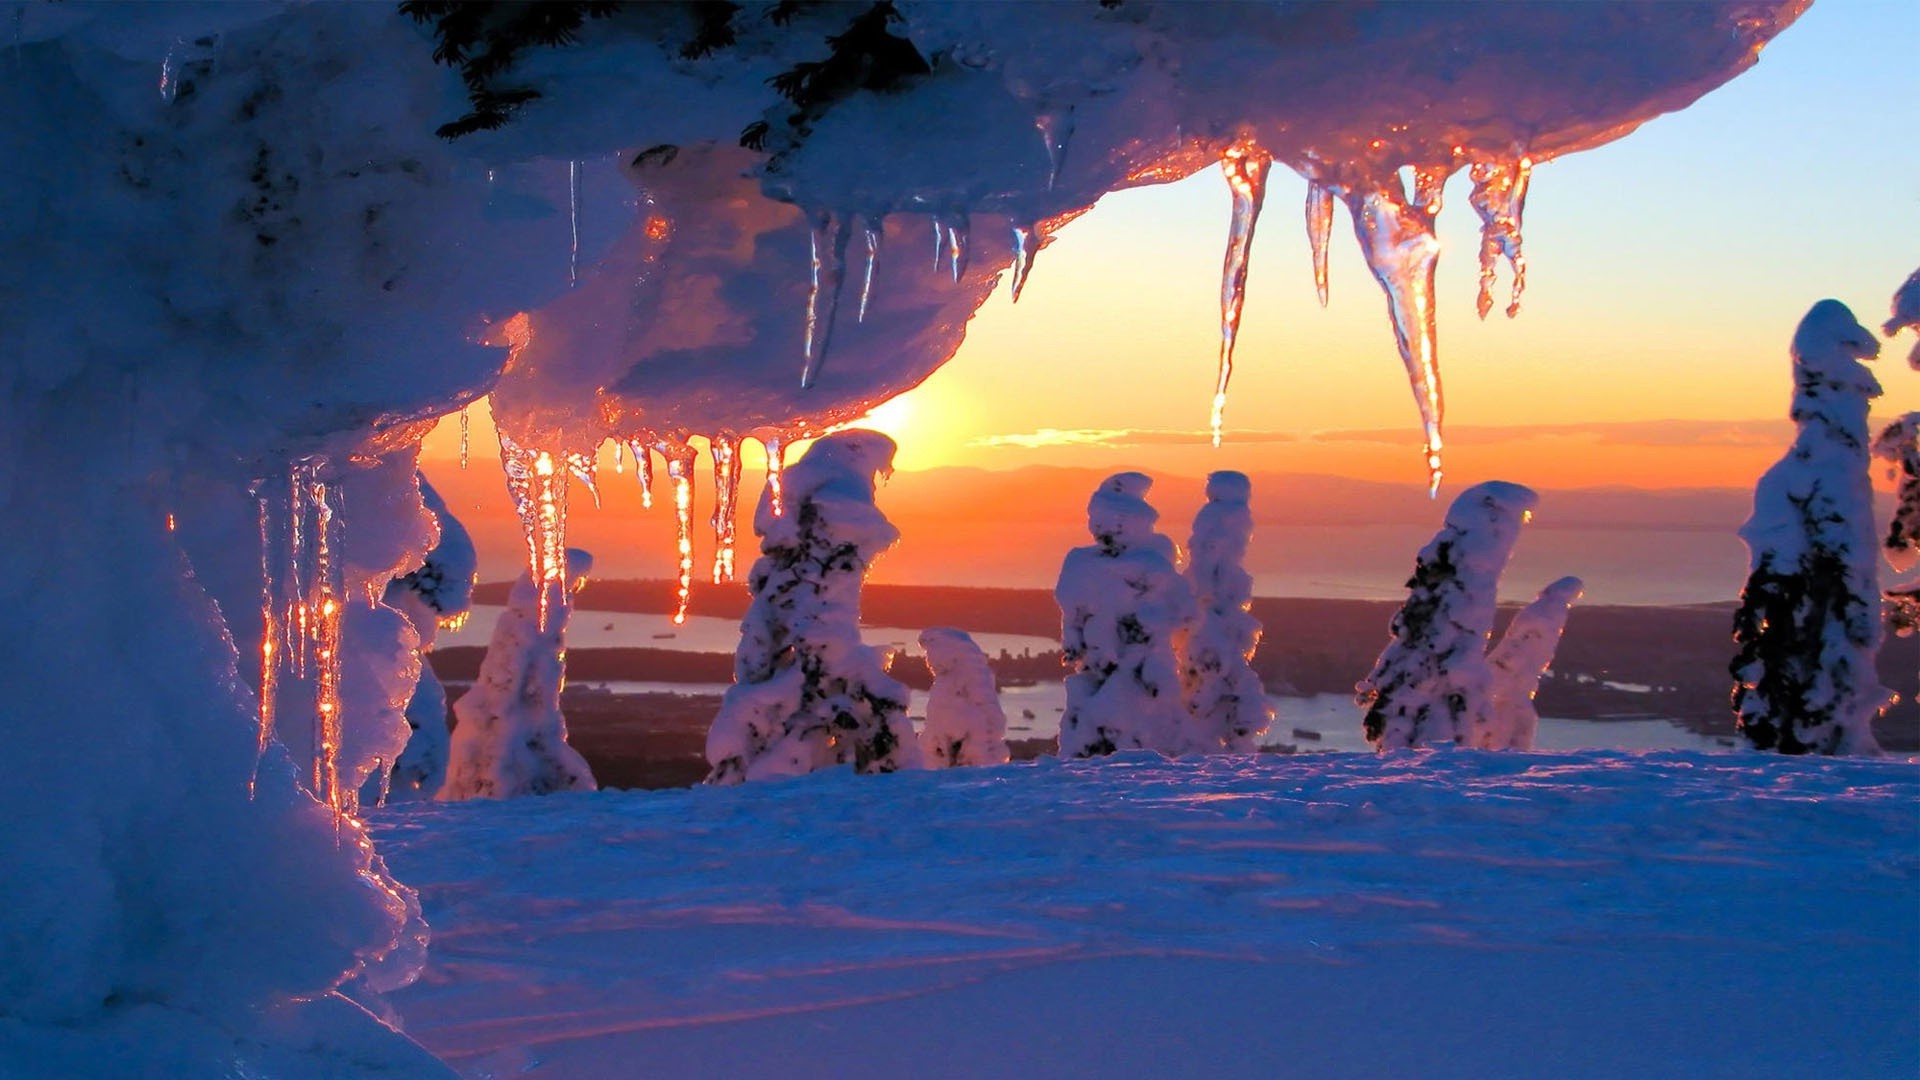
[1057,473,1201,758]
[441,549,599,799]
[1181,471,1274,752]
[1481,576,1584,751]
[1886,267,1920,369]
[1357,481,1538,750]
[1731,301,1889,756]
[376,479,478,803]
[706,431,921,784]
[917,628,1011,768]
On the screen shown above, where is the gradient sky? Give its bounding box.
[428,0,1919,493]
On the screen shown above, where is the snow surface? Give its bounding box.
[368,752,1919,1079]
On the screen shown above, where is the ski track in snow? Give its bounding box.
[369,752,1920,1078]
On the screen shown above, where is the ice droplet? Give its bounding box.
[764,436,787,518]
[1468,156,1532,320]
[858,216,882,323]
[1306,181,1333,307]
[1008,222,1040,303]
[1346,172,1447,495]
[657,441,699,624]
[801,209,852,389]
[568,159,582,288]
[1213,142,1272,448]
[710,433,741,583]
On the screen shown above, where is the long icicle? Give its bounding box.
[251,480,279,798]
[1306,181,1334,307]
[1213,141,1272,448]
[764,436,787,519]
[309,471,345,831]
[1347,171,1448,496]
[1468,155,1533,319]
[710,434,741,583]
[568,159,581,287]
[801,209,852,389]
[458,404,470,469]
[498,431,570,631]
[656,441,699,624]
[289,461,309,680]
[858,216,882,322]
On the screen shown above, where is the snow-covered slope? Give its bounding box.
[371,752,1918,1078]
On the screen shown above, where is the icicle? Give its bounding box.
[158,41,181,102]
[373,755,391,809]
[801,209,853,389]
[1306,182,1333,307]
[710,434,741,583]
[930,216,944,272]
[858,217,882,323]
[289,461,310,679]
[655,441,699,624]
[567,449,600,509]
[498,431,570,631]
[1346,174,1447,496]
[1213,141,1272,448]
[568,159,581,287]
[1035,105,1076,190]
[251,483,279,798]
[628,439,655,509]
[308,471,345,829]
[1468,156,1532,320]
[458,404,469,469]
[1008,222,1040,303]
[613,439,625,474]
[764,436,787,519]
[944,214,970,283]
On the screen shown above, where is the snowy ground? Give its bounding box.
[370,752,1919,1078]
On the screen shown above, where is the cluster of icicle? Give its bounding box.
[1210,141,1535,494]
[250,459,349,826]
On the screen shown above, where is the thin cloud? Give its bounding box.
[1309,419,1793,448]
[971,428,1299,450]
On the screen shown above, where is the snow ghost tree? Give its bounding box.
[1730,300,1890,756]
[706,430,921,784]
[918,628,1011,768]
[372,478,477,803]
[1480,576,1584,751]
[1871,413,1920,636]
[1357,481,1538,750]
[441,549,598,799]
[1057,472,1201,758]
[1884,267,1920,369]
[1181,471,1274,752]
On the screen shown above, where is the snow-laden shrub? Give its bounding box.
[919,628,1011,767]
[706,431,921,783]
[1731,300,1890,756]
[1358,481,1538,750]
[1480,576,1584,750]
[441,549,598,798]
[1182,470,1273,752]
[1057,472,1201,758]
[374,478,477,803]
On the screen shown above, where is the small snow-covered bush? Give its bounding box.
[441,548,597,799]
[1182,470,1273,752]
[1057,472,1200,758]
[706,431,921,783]
[1358,480,1537,750]
[919,628,1011,767]
[1731,300,1889,755]
[1480,575,1583,750]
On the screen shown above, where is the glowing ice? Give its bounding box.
[1469,157,1533,320]
[1346,174,1447,496]
[656,440,699,623]
[1009,222,1039,303]
[710,434,741,583]
[1305,181,1333,307]
[1213,142,1272,447]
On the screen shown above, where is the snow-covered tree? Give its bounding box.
[918,628,1011,767]
[371,477,477,803]
[1057,472,1201,758]
[706,430,921,783]
[1357,481,1538,750]
[1731,300,1890,756]
[1181,470,1273,752]
[1884,266,1920,369]
[441,548,598,799]
[1479,575,1584,750]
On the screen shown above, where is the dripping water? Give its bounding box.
[1213,142,1272,448]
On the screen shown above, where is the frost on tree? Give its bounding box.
[918,628,1011,768]
[1481,576,1584,751]
[706,431,921,784]
[374,477,477,803]
[1181,471,1274,752]
[1057,472,1201,758]
[1731,301,1890,756]
[441,549,598,799]
[1358,481,1538,751]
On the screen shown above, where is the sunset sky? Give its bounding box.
[427,0,1918,494]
